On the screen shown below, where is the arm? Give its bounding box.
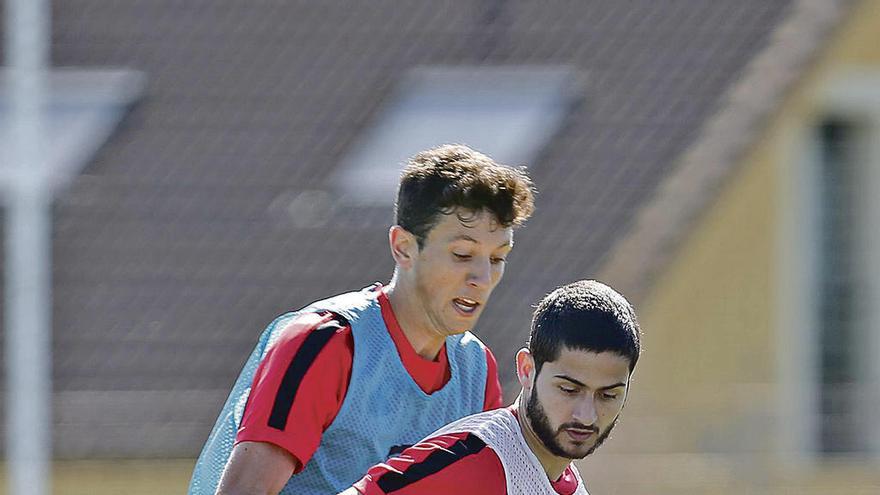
[216,442,299,495]
[346,432,506,495]
[222,312,353,494]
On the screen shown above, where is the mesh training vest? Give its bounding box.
[431,408,590,495]
[188,286,488,494]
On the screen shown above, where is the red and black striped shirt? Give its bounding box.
[235,286,503,472]
[351,425,580,495]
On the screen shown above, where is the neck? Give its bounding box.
[515,392,571,482]
[384,277,446,360]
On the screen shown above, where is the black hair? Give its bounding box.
[395,144,535,248]
[529,280,641,374]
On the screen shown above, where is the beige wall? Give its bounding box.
[578,1,880,493]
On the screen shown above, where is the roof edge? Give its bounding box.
[596,0,852,303]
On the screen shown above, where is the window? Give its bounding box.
[815,119,870,454]
[332,66,579,205]
[0,69,145,189]
[780,73,880,464]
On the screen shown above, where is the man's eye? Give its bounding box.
[559,386,577,394]
[490,257,506,265]
[600,393,619,401]
[453,253,471,260]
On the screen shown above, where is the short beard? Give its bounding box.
[525,387,618,459]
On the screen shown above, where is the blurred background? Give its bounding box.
[2,0,880,493]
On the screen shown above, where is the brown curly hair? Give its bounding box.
[395,144,536,247]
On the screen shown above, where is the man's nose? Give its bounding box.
[572,396,598,426]
[467,258,492,288]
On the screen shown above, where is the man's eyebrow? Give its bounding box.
[452,234,478,243]
[554,375,586,387]
[598,382,627,391]
[450,234,513,249]
[553,375,627,391]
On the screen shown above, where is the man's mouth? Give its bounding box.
[561,424,598,443]
[563,428,595,442]
[452,297,480,315]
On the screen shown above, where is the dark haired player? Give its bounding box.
[188,145,536,495]
[340,280,641,495]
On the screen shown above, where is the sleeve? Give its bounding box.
[235,311,353,473]
[483,346,504,411]
[352,432,507,495]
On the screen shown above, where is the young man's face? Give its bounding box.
[525,348,631,459]
[411,209,513,336]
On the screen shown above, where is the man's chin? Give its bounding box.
[446,319,476,335]
[555,428,611,459]
[442,325,470,336]
[556,441,595,460]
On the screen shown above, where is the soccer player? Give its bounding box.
[188,144,536,495]
[340,280,641,495]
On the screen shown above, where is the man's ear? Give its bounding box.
[515,348,536,390]
[389,225,417,269]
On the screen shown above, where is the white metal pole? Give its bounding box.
[5,0,52,494]
[4,184,52,495]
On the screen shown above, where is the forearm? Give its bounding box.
[214,442,298,495]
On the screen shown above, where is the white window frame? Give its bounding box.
[0,68,146,193]
[331,65,579,206]
[778,71,880,466]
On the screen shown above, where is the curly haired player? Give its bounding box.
[189,144,536,495]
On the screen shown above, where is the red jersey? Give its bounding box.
[235,286,503,471]
[351,425,580,495]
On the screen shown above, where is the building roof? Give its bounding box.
[0,0,846,456]
[599,0,849,301]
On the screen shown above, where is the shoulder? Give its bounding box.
[448,330,494,363]
[267,310,352,358]
[453,330,488,349]
[300,285,381,322]
[446,331,501,410]
[249,310,354,413]
[353,432,506,495]
[235,311,355,465]
[433,407,517,441]
[254,310,354,401]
